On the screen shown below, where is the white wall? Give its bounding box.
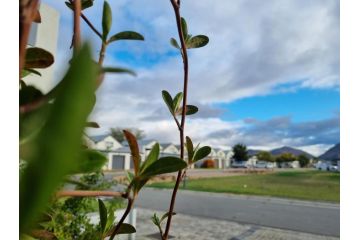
[95,136,122,150]
[24,4,60,94]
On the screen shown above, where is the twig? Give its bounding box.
[163,0,189,239]
[56,190,128,198]
[81,13,102,39]
[109,198,134,240]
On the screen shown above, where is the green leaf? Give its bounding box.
[126,171,135,183]
[65,0,94,10]
[160,212,176,223]
[141,157,187,178]
[151,213,161,227]
[170,38,180,49]
[73,149,107,174]
[186,35,209,49]
[21,68,42,78]
[140,143,160,174]
[176,105,199,116]
[123,130,141,176]
[112,223,136,235]
[181,17,188,39]
[102,1,112,41]
[20,43,97,233]
[25,47,54,69]
[173,92,183,113]
[102,67,136,76]
[108,31,144,43]
[162,90,174,115]
[86,121,100,128]
[98,199,107,233]
[185,105,198,115]
[193,146,211,163]
[186,136,194,162]
[105,209,115,233]
[19,85,44,106]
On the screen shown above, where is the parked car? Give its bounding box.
[231,161,247,168]
[254,161,267,168]
[316,161,329,171]
[329,162,339,172]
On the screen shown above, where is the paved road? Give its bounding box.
[135,188,340,237]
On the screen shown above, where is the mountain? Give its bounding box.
[319,143,340,161]
[270,146,314,159]
[247,149,262,156]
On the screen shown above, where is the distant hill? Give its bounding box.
[270,146,314,159]
[247,149,262,156]
[319,143,340,161]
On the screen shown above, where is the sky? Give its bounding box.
[43,0,339,156]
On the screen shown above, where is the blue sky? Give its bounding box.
[44,0,339,156]
[218,88,339,122]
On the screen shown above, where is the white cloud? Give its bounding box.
[43,0,339,152]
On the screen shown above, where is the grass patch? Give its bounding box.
[149,170,340,202]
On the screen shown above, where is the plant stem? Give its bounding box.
[108,198,134,240]
[96,43,107,87]
[56,190,128,198]
[81,13,102,39]
[19,0,39,77]
[163,1,189,239]
[73,0,81,52]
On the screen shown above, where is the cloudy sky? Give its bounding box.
[43,0,339,156]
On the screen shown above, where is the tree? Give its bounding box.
[256,151,274,162]
[275,153,297,166]
[110,127,145,143]
[298,154,310,168]
[232,143,249,161]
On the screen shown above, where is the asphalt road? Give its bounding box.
[135,188,340,237]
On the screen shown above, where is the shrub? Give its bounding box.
[201,159,216,168]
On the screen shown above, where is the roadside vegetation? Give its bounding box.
[149,170,340,202]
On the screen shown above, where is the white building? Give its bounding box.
[23,3,60,93]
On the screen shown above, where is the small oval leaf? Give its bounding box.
[180,17,188,39]
[108,31,144,43]
[65,0,94,10]
[172,92,183,112]
[141,157,187,178]
[25,47,54,69]
[186,35,209,49]
[170,38,180,49]
[185,105,198,115]
[140,143,160,174]
[193,146,211,163]
[85,122,100,128]
[102,67,136,76]
[162,90,174,115]
[186,136,194,162]
[102,1,112,41]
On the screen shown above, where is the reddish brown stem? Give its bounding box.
[73,0,81,52]
[56,190,128,198]
[19,0,39,77]
[163,0,189,239]
[109,198,134,240]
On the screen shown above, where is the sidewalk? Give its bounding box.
[134,208,339,240]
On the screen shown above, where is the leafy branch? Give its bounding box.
[160,1,211,239]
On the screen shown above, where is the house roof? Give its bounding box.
[161,143,176,149]
[90,134,110,143]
